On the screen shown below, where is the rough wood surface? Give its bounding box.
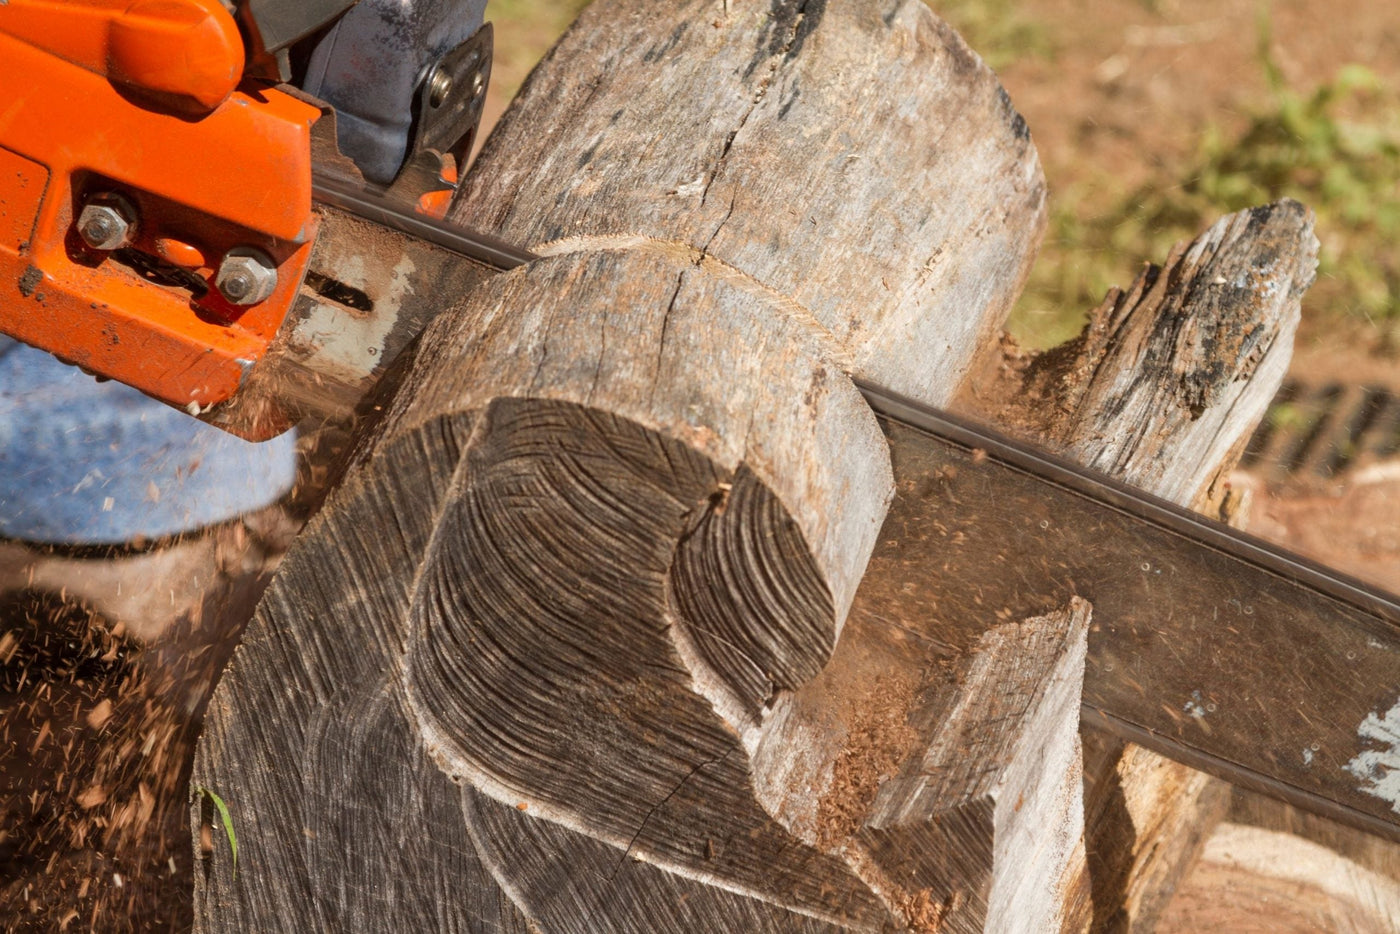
[961,199,1318,932]
[1158,822,1400,933]
[192,247,898,931]
[1153,789,1400,933]
[720,409,1098,933]
[455,0,1045,406]
[828,597,1092,934]
[189,0,1052,929]
[449,5,1078,922]
[189,1,1322,930]
[981,200,1315,507]
[191,1,1060,930]
[1075,734,1232,933]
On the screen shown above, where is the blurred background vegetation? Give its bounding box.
[485,0,592,103]
[485,0,1400,357]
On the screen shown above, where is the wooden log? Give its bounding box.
[993,202,1314,506]
[190,3,1318,932]
[1074,734,1231,932]
[763,202,1317,933]
[960,199,1318,931]
[778,594,1093,933]
[192,247,898,930]
[1154,788,1400,933]
[454,0,1045,406]
[454,6,1073,922]
[193,1,1059,930]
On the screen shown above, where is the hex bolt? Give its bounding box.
[77,195,136,251]
[215,249,279,306]
[428,68,454,108]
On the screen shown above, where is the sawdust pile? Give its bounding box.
[0,510,303,931]
[0,589,201,930]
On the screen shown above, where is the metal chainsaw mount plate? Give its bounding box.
[854,385,1400,842]
[202,172,534,439]
[412,21,494,172]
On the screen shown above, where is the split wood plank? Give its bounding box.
[959,199,1318,931]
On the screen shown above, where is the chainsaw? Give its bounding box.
[2,0,1399,851]
[0,0,530,441]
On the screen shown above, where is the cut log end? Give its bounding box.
[193,241,900,929]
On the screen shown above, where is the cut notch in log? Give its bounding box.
[193,244,900,930]
[195,0,1051,923]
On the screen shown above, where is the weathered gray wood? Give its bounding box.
[448,7,1075,921]
[455,0,1046,407]
[841,600,1093,934]
[959,200,1317,932]
[999,200,1315,507]
[195,422,538,932]
[193,0,1056,930]
[192,246,903,930]
[727,415,1097,932]
[461,787,852,933]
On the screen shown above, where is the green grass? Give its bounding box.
[197,786,239,878]
[1011,19,1400,349]
[929,0,1056,70]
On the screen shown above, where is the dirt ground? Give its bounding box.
[989,0,1400,204]
[2,0,1399,930]
[984,0,1400,356]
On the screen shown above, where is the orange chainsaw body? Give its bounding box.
[0,0,320,412]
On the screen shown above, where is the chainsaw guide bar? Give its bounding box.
[201,172,536,438]
[258,183,1400,842]
[857,383,1400,843]
[2,5,1396,837]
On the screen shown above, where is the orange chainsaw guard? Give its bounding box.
[0,25,320,415]
[0,0,245,115]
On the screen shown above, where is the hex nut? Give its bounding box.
[77,202,134,251]
[215,250,279,306]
